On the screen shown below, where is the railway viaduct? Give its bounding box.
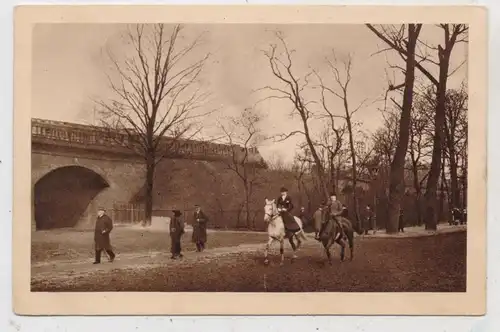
[31,118,266,230]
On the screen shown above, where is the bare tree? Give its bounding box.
[266,151,290,171]
[316,123,347,193]
[372,108,400,166]
[259,31,330,201]
[408,97,433,225]
[218,107,264,228]
[96,24,212,225]
[313,52,370,222]
[367,23,468,230]
[366,24,422,233]
[443,85,468,211]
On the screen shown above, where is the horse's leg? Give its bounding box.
[295,234,302,250]
[288,236,298,260]
[347,231,354,261]
[323,238,334,265]
[264,237,273,265]
[336,238,346,262]
[279,239,285,265]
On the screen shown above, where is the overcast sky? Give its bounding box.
[32,23,467,164]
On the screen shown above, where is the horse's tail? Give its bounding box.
[352,221,363,235]
[298,229,308,241]
[341,217,362,235]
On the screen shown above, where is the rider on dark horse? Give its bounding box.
[276,187,300,235]
[316,193,344,241]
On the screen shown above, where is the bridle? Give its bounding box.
[264,203,280,222]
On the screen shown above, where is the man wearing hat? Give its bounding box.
[192,204,208,252]
[170,209,185,259]
[276,187,300,234]
[93,207,115,264]
[317,193,344,240]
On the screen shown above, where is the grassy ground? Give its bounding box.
[31,226,268,264]
[31,229,466,292]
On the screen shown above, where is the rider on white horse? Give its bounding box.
[276,187,300,235]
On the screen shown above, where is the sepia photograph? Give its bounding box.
[14,5,486,315]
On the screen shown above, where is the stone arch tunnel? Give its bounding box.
[34,166,110,230]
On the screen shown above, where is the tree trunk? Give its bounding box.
[411,165,422,226]
[424,51,450,230]
[386,25,420,234]
[144,157,155,226]
[448,153,460,209]
[244,181,251,228]
[345,113,360,222]
[303,125,329,201]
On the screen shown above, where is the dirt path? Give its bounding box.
[32,225,466,284]
[31,242,275,282]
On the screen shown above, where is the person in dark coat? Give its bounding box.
[192,204,208,252]
[170,210,185,259]
[364,205,374,235]
[93,207,115,264]
[451,207,461,225]
[341,204,349,218]
[313,203,326,240]
[276,187,300,234]
[398,208,405,233]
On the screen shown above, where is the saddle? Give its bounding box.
[281,212,301,233]
[321,217,345,241]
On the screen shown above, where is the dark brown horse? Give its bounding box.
[319,216,362,264]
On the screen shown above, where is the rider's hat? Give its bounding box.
[280,187,288,192]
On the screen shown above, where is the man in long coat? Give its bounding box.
[170,209,185,259]
[398,208,405,233]
[93,207,115,264]
[192,204,208,252]
[364,205,375,235]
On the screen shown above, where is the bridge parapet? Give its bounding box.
[31,118,266,166]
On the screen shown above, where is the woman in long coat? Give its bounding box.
[170,210,185,259]
[192,204,208,252]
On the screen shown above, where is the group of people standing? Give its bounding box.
[169,204,209,259]
[92,204,210,264]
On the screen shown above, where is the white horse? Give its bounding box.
[263,198,308,265]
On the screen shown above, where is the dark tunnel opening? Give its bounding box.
[34,166,110,230]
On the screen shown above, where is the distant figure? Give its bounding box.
[313,203,326,240]
[192,204,208,252]
[170,210,185,259]
[451,207,462,226]
[298,206,310,226]
[463,208,467,224]
[93,207,115,264]
[364,205,374,235]
[398,208,405,233]
[276,187,300,236]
